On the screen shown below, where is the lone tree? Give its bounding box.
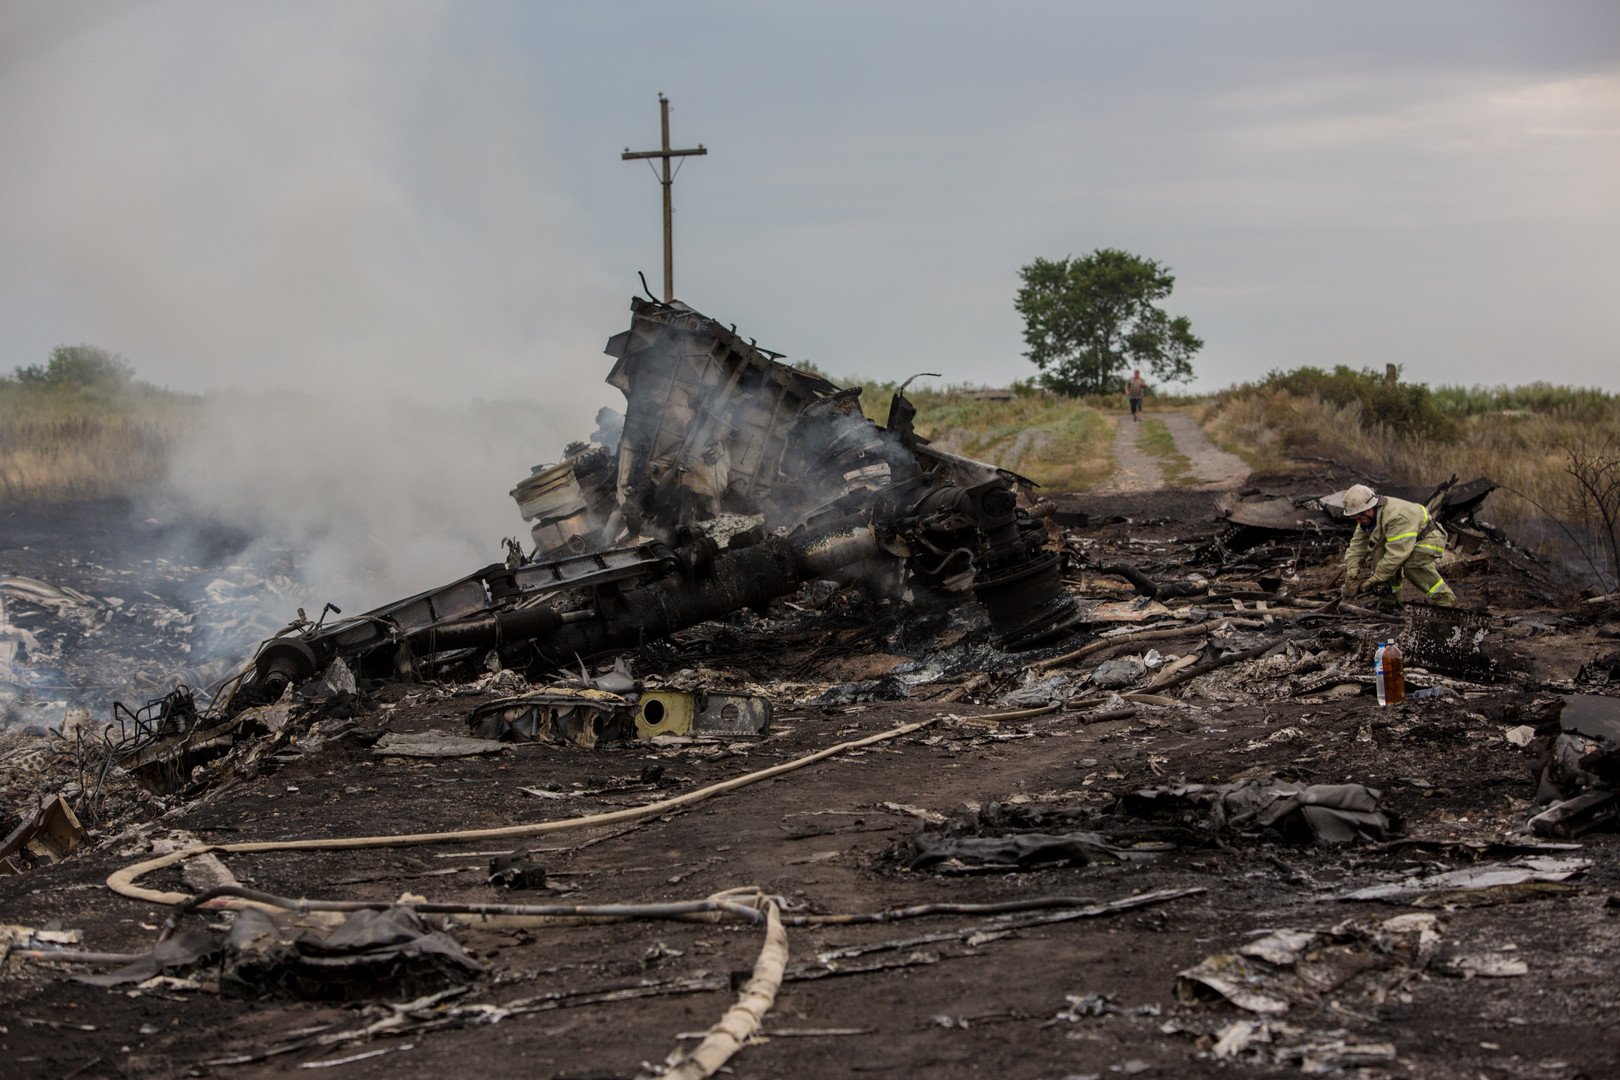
[1015,249,1202,396]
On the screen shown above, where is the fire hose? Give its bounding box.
[103,707,1061,1078]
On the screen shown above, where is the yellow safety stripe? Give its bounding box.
[1417,543,1444,554]
[1426,578,1448,595]
[1390,509,1435,545]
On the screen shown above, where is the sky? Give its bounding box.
[2,1,1617,418]
[0,2,1615,611]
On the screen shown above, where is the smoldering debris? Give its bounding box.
[229,297,1081,706]
[0,294,1571,867]
[1,553,311,733]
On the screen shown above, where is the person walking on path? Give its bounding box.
[1125,370,1147,422]
[1339,484,1457,608]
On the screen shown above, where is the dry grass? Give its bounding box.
[1202,385,1620,587]
[0,386,194,503]
[859,384,1115,492]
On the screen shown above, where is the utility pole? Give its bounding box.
[621,93,707,302]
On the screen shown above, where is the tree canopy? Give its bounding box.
[8,345,134,389]
[1014,249,1202,396]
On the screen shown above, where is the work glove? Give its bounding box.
[1340,578,1359,600]
[1359,579,1401,611]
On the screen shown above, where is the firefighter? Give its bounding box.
[1339,484,1457,607]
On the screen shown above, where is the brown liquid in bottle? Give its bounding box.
[1382,640,1405,705]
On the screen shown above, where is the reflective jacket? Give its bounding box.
[1344,496,1446,587]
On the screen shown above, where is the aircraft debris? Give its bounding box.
[0,794,88,874]
[1177,914,1442,1017]
[236,297,1080,704]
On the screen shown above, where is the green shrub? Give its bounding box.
[1222,365,1455,442]
[1431,382,1617,421]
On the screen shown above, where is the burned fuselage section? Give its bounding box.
[242,298,1079,699]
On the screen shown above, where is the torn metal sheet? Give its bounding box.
[1338,855,1589,902]
[1214,477,1499,558]
[466,688,633,748]
[1177,916,1437,1016]
[0,794,88,875]
[373,732,512,758]
[1217,496,1329,533]
[1400,603,1498,680]
[1561,693,1620,743]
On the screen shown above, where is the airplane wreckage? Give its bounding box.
[245,297,1083,706]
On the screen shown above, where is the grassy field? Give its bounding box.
[0,351,196,504]
[858,382,1116,492]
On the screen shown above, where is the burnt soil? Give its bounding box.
[4,485,1620,1080]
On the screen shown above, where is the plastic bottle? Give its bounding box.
[1375,641,1405,706]
[1383,640,1404,705]
[1375,642,1387,706]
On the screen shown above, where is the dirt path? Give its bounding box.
[1097,409,1249,493]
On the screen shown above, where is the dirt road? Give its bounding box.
[1098,410,1248,493]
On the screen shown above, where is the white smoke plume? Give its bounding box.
[159,393,587,615]
[1,2,629,610]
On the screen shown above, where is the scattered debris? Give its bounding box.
[1177,914,1442,1016]
[5,296,1616,1078]
[1122,779,1396,845]
[1339,856,1589,903]
[0,794,88,874]
[77,906,485,1001]
[373,732,510,759]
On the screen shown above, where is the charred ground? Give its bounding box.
[4,477,1620,1080]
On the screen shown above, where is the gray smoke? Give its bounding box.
[1,2,629,620]
[156,392,590,616]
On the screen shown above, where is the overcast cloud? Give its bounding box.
[3,1,1616,408]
